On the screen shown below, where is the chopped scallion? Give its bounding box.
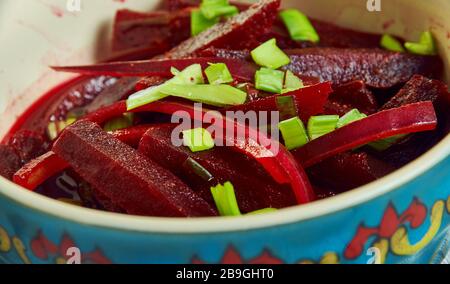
[200,0,238,20]
[279,117,309,150]
[307,115,339,140]
[251,38,291,69]
[282,70,304,93]
[404,31,437,55]
[183,128,215,153]
[104,113,134,132]
[380,34,405,52]
[126,64,204,110]
[205,63,234,85]
[337,109,367,128]
[191,9,219,36]
[183,157,214,182]
[247,208,278,215]
[369,134,407,151]
[211,182,241,216]
[255,67,285,94]
[276,95,297,120]
[279,9,320,43]
[159,84,247,107]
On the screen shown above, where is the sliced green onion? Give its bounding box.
[404,31,437,55]
[307,115,339,140]
[211,182,241,216]
[200,0,238,20]
[205,63,234,85]
[183,128,215,153]
[251,38,291,69]
[337,109,367,128]
[380,34,405,52]
[369,134,407,151]
[46,117,77,140]
[282,70,304,93]
[159,84,247,107]
[126,64,204,110]
[279,9,320,43]
[276,95,297,120]
[255,67,285,94]
[104,113,134,132]
[247,208,278,215]
[279,117,309,150]
[191,9,219,36]
[183,157,214,182]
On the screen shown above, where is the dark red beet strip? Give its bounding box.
[293,102,438,168]
[112,8,191,53]
[162,0,281,58]
[13,151,69,191]
[52,58,257,82]
[52,120,217,217]
[0,145,22,180]
[325,81,378,116]
[226,82,333,122]
[307,151,396,192]
[84,100,315,204]
[139,125,296,212]
[110,125,159,148]
[283,48,443,88]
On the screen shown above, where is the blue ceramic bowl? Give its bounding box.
[0,0,449,264]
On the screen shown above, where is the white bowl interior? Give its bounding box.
[0,0,449,233]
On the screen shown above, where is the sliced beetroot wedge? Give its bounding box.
[381,75,450,110]
[372,75,450,166]
[325,81,379,116]
[110,125,157,148]
[52,120,217,217]
[53,57,257,82]
[162,0,281,58]
[113,8,191,53]
[84,100,315,204]
[307,151,396,192]
[139,125,296,212]
[283,48,443,88]
[13,151,69,191]
[0,145,21,180]
[293,102,437,168]
[226,82,333,122]
[311,20,382,49]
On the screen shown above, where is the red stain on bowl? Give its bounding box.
[382,19,395,30]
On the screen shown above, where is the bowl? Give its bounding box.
[0,0,449,264]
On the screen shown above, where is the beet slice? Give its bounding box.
[110,125,156,148]
[293,102,438,168]
[84,100,316,204]
[53,57,257,82]
[139,125,296,212]
[8,130,49,164]
[311,20,382,49]
[0,145,21,180]
[52,120,217,217]
[307,151,396,192]
[373,75,450,167]
[381,75,450,111]
[283,48,443,88]
[162,0,281,59]
[13,151,69,191]
[112,9,191,53]
[325,81,379,116]
[226,82,333,122]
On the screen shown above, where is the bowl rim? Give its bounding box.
[0,131,449,234]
